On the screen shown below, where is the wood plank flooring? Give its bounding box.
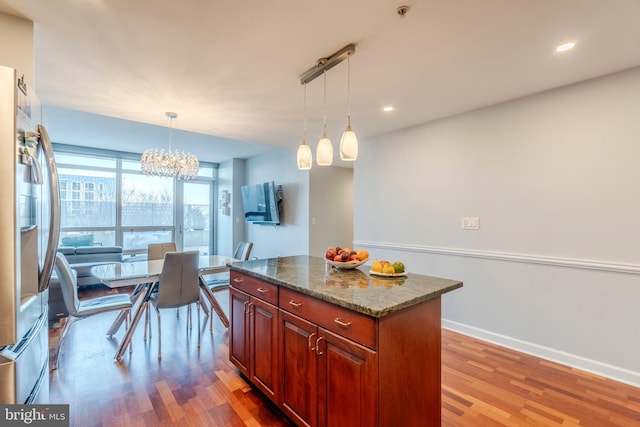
[48,285,640,426]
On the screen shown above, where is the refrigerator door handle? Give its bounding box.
[36,124,61,292]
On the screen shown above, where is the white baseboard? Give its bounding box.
[442,319,640,389]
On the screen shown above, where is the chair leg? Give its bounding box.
[187,304,192,330]
[197,302,201,349]
[51,316,79,370]
[128,309,133,354]
[156,308,162,360]
[144,304,153,341]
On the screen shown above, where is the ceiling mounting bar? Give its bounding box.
[299,44,356,85]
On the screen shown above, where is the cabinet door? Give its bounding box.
[250,296,279,400]
[229,287,250,377]
[317,328,377,427]
[280,309,318,427]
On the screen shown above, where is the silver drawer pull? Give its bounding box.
[288,300,302,307]
[334,318,352,328]
[233,277,244,283]
[256,287,269,293]
[315,337,324,355]
[308,332,316,351]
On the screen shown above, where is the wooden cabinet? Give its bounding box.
[229,286,279,400]
[230,270,443,427]
[280,309,317,426]
[280,288,377,427]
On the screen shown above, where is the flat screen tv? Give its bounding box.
[240,181,282,225]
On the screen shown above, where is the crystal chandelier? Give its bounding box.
[141,112,199,180]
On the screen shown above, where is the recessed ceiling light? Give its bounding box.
[383,106,394,112]
[556,42,576,52]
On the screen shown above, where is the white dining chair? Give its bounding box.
[148,250,201,359]
[52,253,133,370]
[206,241,253,329]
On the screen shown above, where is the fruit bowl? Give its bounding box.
[326,258,368,270]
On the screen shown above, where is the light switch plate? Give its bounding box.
[461,217,479,230]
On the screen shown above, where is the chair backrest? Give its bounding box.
[233,242,253,261]
[242,242,253,260]
[155,251,200,309]
[54,253,81,317]
[148,242,177,260]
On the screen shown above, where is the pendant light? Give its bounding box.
[296,83,312,170]
[340,53,358,161]
[141,112,199,180]
[316,69,333,166]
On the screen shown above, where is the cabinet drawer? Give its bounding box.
[280,288,377,349]
[230,272,278,305]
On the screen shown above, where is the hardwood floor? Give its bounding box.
[49,286,640,426]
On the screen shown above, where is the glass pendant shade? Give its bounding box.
[340,53,358,161]
[340,121,358,161]
[316,134,333,166]
[315,69,333,166]
[297,140,312,170]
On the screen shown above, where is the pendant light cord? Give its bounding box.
[323,69,328,135]
[168,115,173,151]
[303,83,308,143]
[347,54,352,126]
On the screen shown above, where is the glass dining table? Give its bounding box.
[91,255,237,361]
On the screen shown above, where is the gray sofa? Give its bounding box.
[56,246,124,286]
[48,246,124,323]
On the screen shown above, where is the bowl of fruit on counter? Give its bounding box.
[369,259,407,277]
[325,246,369,270]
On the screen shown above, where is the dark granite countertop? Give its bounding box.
[229,255,463,318]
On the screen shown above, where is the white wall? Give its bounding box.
[215,158,247,258]
[216,159,234,257]
[245,148,310,259]
[354,66,640,387]
[309,166,353,258]
[0,13,34,85]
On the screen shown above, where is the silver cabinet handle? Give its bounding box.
[243,300,250,314]
[256,287,269,293]
[288,300,302,307]
[308,332,316,351]
[334,318,352,328]
[233,277,244,283]
[315,337,324,355]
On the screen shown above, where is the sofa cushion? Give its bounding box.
[57,246,76,255]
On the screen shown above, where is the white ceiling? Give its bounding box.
[2,0,640,164]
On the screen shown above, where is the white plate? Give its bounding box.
[369,269,408,277]
[326,258,368,270]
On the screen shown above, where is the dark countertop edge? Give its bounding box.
[229,264,463,318]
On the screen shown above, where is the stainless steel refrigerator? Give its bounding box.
[0,65,60,404]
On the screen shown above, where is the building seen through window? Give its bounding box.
[54,148,216,255]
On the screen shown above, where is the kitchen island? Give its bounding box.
[229,255,462,427]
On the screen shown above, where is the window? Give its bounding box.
[54,147,216,254]
[71,182,81,200]
[59,168,116,229]
[84,182,95,201]
[59,180,67,199]
[121,173,173,227]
